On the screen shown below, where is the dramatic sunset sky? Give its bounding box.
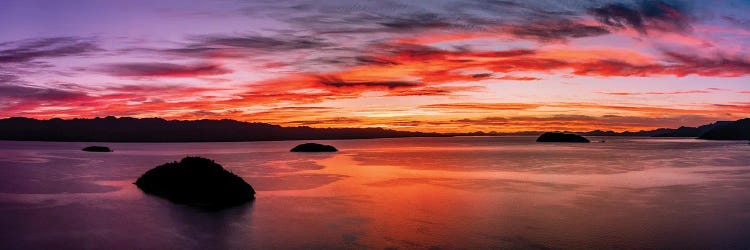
[1,0,749,132]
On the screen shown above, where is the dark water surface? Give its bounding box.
[1,137,749,249]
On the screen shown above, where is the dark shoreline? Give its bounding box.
[1,116,748,142]
[0,135,451,143]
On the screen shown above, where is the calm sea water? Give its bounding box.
[1,137,749,249]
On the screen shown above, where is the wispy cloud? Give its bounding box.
[600,89,715,96]
[591,0,692,34]
[0,83,88,101]
[421,103,542,111]
[160,33,334,58]
[317,76,421,89]
[386,86,485,96]
[0,37,99,64]
[505,19,610,41]
[101,62,231,77]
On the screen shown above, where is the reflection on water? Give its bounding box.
[1,137,750,249]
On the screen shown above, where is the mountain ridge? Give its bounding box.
[0,116,747,142]
[0,116,445,142]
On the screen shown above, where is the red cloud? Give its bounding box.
[421,103,542,111]
[317,76,421,89]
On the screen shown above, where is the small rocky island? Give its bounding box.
[82,146,113,152]
[536,132,590,143]
[290,143,338,152]
[135,157,255,208]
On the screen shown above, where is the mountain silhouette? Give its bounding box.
[651,121,733,137]
[0,116,445,142]
[698,118,750,140]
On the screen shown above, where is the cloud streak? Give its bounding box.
[591,0,691,34]
[600,89,715,96]
[506,19,610,41]
[0,83,88,101]
[101,62,231,77]
[0,37,99,64]
[317,76,421,89]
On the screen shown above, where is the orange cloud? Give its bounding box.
[420,103,543,111]
[599,89,715,96]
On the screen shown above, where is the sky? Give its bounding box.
[1,0,749,132]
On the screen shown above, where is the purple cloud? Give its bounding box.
[0,37,99,64]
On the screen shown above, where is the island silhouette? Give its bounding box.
[81,146,113,152]
[536,132,590,143]
[135,156,255,209]
[290,143,339,152]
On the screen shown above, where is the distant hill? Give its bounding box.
[452,129,672,137]
[580,119,747,140]
[449,119,749,139]
[581,129,674,137]
[651,121,733,137]
[698,118,750,140]
[0,116,445,142]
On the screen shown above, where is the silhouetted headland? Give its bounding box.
[135,157,255,209]
[81,146,112,152]
[698,118,750,140]
[291,143,338,152]
[536,132,590,143]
